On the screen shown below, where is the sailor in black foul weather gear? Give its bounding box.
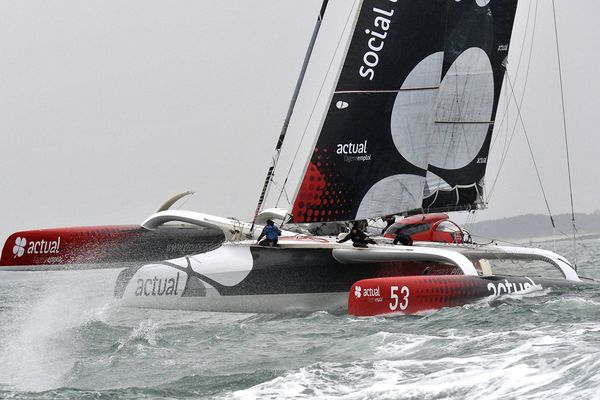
[257,219,282,247]
[337,222,376,248]
[382,215,396,234]
[393,233,413,246]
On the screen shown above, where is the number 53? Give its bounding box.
[389,286,409,311]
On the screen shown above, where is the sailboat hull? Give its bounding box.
[348,275,588,316]
[121,291,349,314]
[114,244,462,313]
[113,241,588,314]
[0,225,224,271]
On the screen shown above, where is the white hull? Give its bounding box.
[114,237,582,313]
[122,291,348,314]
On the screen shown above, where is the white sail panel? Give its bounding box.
[391,52,444,170]
[356,174,424,219]
[429,47,495,170]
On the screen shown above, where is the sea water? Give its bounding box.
[0,239,599,400]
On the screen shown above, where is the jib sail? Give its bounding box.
[291,0,518,223]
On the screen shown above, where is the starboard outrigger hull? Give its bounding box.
[348,275,587,316]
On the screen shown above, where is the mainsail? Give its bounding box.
[291,0,518,223]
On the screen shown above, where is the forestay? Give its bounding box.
[291,0,518,223]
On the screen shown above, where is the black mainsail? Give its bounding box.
[291,0,518,223]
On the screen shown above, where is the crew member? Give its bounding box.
[337,222,377,248]
[393,233,413,246]
[382,215,396,234]
[257,219,282,247]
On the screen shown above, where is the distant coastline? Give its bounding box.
[466,212,600,241]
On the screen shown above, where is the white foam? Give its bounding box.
[544,295,600,307]
[116,319,160,351]
[223,349,599,400]
[220,314,600,400]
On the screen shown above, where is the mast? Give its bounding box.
[250,0,330,233]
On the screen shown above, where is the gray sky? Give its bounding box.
[1,0,599,242]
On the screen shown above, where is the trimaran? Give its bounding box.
[1,0,593,316]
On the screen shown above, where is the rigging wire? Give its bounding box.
[463,209,478,236]
[551,0,578,267]
[275,0,361,208]
[488,0,539,201]
[250,0,330,232]
[490,0,535,153]
[487,72,511,202]
[504,73,556,235]
[501,68,510,164]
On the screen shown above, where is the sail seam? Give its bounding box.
[434,121,494,125]
[334,86,439,94]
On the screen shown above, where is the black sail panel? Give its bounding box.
[424,0,518,210]
[292,0,518,223]
[336,0,447,91]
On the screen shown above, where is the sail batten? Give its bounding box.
[291,0,518,223]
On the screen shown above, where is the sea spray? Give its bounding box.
[0,269,120,391]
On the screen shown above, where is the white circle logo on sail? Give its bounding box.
[390,52,443,171]
[391,47,494,171]
[13,237,27,258]
[430,47,494,170]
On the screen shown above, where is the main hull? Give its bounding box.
[114,244,463,312]
[114,240,586,313]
